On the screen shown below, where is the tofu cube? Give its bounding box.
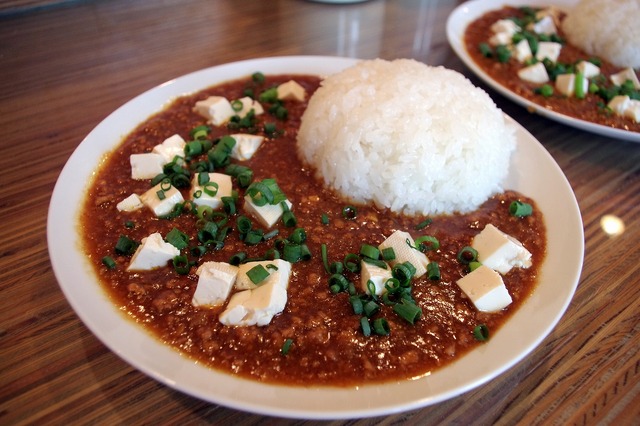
[556,73,576,97]
[243,195,293,228]
[235,259,292,290]
[193,96,235,125]
[219,274,289,326]
[608,95,630,115]
[192,262,239,307]
[116,193,144,212]
[490,19,520,36]
[489,32,513,47]
[513,39,532,63]
[576,61,600,79]
[229,133,265,161]
[130,153,165,180]
[624,100,640,122]
[232,96,264,118]
[140,182,185,217]
[191,172,232,209]
[472,224,532,275]
[456,265,513,312]
[152,134,186,163]
[610,67,640,89]
[277,80,306,102]
[536,6,562,26]
[535,42,562,62]
[378,230,430,278]
[517,62,549,84]
[127,232,180,271]
[360,261,393,296]
[529,15,557,35]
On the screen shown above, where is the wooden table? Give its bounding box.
[1,0,638,424]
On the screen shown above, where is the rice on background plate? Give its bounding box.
[297,58,516,216]
[562,0,640,69]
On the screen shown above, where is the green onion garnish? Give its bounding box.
[166,227,189,250]
[473,324,490,341]
[509,200,533,217]
[415,235,439,252]
[102,256,116,269]
[281,338,293,355]
[360,317,371,337]
[372,318,390,336]
[457,246,478,264]
[114,235,139,256]
[172,255,191,275]
[359,244,379,260]
[427,261,440,280]
[342,205,357,220]
[393,300,422,324]
[247,264,270,284]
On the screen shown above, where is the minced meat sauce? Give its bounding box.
[464,6,640,133]
[81,74,546,386]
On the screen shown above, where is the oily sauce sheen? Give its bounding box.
[465,6,640,133]
[81,74,546,386]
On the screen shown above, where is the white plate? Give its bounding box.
[446,0,640,143]
[47,56,584,419]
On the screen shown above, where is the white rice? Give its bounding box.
[296,58,516,216]
[562,0,640,69]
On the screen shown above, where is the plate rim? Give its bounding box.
[445,0,640,143]
[47,55,584,419]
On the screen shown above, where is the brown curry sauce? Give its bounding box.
[81,74,546,386]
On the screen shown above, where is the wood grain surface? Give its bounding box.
[1,0,638,424]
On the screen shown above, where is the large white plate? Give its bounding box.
[446,0,640,143]
[47,56,584,419]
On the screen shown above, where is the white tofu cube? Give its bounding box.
[517,62,549,84]
[229,133,265,161]
[277,80,306,101]
[127,232,180,271]
[610,68,640,89]
[219,276,289,326]
[529,15,557,35]
[536,7,562,26]
[191,172,232,209]
[490,19,520,36]
[536,42,562,62]
[152,134,186,163]
[556,73,576,97]
[360,261,393,296]
[472,224,532,275]
[232,96,264,118]
[140,182,185,217]
[513,39,532,63]
[235,259,292,290]
[192,261,239,307]
[130,153,165,180]
[489,32,513,47]
[116,193,144,212]
[378,230,430,278]
[193,96,235,126]
[608,95,630,115]
[243,195,293,228]
[576,61,600,79]
[624,100,640,122]
[456,265,513,312]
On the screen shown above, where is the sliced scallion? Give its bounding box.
[473,324,490,341]
[247,264,270,284]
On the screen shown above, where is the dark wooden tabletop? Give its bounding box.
[1,0,639,424]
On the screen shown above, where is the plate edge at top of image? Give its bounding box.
[47,56,584,419]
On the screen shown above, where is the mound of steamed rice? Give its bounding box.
[562,0,640,69]
[296,58,516,216]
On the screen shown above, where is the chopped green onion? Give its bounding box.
[359,244,379,260]
[156,190,166,200]
[197,173,210,186]
[349,295,364,315]
[243,229,264,245]
[392,261,416,283]
[166,227,189,250]
[362,257,388,269]
[231,99,243,112]
[229,251,247,265]
[236,215,252,234]
[457,246,478,264]
[415,218,432,230]
[321,213,329,225]
[509,200,533,217]
[114,235,139,256]
[575,72,586,99]
[281,338,293,355]
[190,125,210,140]
[264,122,277,135]
[343,253,361,273]
[360,317,371,337]
[393,300,422,324]
[102,256,117,269]
[372,318,390,336]
[328,273,349,293]
[473,324,490,341]
[124,220,135,229]
[381,247,395,261]
[172,255,191,275]
[288,228,306,244]
[189,245,207,257]
[363,300,380,318]
[342,205,357,220]
[203,181,219,197]
[321,243,330,273]
[247,264,270,284]
[427,261,440,280]
[478,42,492,58]
[415,235,439,252]
[469,261,482,272]
[259,87,278,103]
[536,84,554,97]
[496,44,511,63]
[252,72,265,84]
